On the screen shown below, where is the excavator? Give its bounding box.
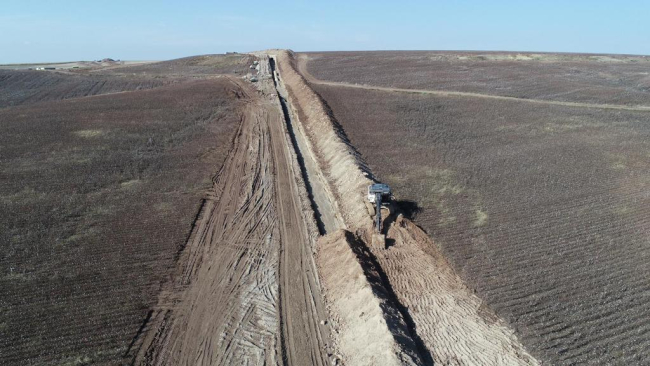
[367,183,392,233]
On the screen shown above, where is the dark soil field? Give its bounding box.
[305,51,650,106]
[0,70,172,108]
[0,54,255,109]
[99,54,255,78]
[0,60,247,364]
[304,53,650,365]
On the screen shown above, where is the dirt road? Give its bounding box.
[134,62,332,365]
[265,79,331,366]
[271,58,344,234]
[297,55,650,112]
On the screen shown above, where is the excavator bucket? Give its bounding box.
[368,183,391,233]
[371,232,386,249]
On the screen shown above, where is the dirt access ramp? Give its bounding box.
[273,50,539,365]
[133,62,332,365]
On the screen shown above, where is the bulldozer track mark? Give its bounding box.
[135,79,281,365]
[135,59,331,366]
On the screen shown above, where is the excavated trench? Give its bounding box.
[271,54,428,365]
[275,55,432,360]
[133,52,539,366]
[272,50,539,366]
[269,57,340,234]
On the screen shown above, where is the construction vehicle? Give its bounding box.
[367,183,392,233]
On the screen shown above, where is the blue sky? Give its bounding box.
[1,0,649,63]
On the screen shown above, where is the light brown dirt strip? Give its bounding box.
[276,50,540,365]
[265,99,331,366]
[134,82,281,365]
[133,65,333,366]
[256,54,333,366]
[297,55,650,112]
[361,218,539,365]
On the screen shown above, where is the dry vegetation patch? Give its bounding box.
[0,54,253,109]
[102,54,254,77]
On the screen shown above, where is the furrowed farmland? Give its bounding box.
[0,56,248,365]
[0,70,171,108]
[301,51,650,365]
[0,53,254,108]
[304,51,650,106]
[103,53,255,77]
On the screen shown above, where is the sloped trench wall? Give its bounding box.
[272,50,539,366]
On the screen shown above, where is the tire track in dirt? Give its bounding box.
[262,56,332,366]
[271,57,344,234]
[297,55,650,112]
[134,62,333,366]
[134,80,281,365]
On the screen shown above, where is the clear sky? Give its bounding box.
[1,0,649,63]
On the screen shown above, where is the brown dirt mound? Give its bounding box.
[317,229,420,366]
[359,217,538,365]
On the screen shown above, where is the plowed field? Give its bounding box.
[304,51,650,106]
[301,52,650,365]
[0,70,172,108]
[0,70,245,364]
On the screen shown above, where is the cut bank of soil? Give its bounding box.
[316,229,420,366]
[275,50,538,365]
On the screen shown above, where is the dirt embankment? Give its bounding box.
[269,52,425,365]
[317,230,420,366]
[274,50,539,365]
